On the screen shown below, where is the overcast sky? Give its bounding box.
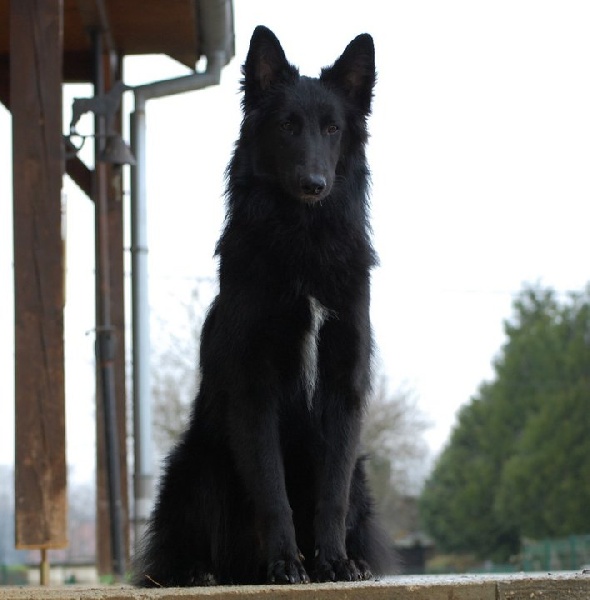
[1,1,590,484]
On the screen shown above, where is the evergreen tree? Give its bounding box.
[420,284,590,561]
[495,290,590,537]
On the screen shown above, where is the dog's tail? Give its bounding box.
[348,456,399,577]
[361,513,399,577]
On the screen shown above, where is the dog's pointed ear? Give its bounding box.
[242,26,298,109]
[320,34,376,115]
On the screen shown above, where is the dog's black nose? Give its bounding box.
[300,175,327,197]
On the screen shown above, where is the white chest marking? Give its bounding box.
[301,295,330,409]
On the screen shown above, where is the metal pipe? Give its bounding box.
[130,17,229,550]
[132,54,223,105]
[93,29,126,581]
[129,100,151,551]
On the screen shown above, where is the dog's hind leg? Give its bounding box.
[132,432,225,587]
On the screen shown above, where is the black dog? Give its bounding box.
[133,25,393,586]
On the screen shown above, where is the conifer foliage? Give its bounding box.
[420,284,590,561]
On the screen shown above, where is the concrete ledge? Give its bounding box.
[1,572,589,600]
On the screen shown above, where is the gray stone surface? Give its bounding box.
[0,572,589,600]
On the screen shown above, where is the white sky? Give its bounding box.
[1,1,590,484]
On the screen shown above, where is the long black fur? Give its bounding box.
[133,25,394,586]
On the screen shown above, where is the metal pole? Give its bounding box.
[93,29,125,581]
[129,50,225,552]
[130,96,153,550]
[128,10,229,549]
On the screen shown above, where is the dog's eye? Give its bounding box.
[326,124,339,135]
[281,121,294,133]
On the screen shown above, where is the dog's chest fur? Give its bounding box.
[301,295,330,408]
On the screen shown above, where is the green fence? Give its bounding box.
[521,535,590,571]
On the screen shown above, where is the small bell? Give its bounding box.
[100,133,136,166]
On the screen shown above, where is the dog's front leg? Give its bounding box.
[313,400,366,582]
[313,318,372,582]
[227,395,310,584]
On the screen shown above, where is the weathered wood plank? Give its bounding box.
[0,56,9,108]
[11,0,67,549]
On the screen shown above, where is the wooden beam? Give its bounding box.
[63,50,94,82]
[0,56,9,108]
[2,52,93,199]
[76,0,118,71]
[11,0,67,549]
[65,156,93,199]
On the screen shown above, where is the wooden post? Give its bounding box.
[40,549,50,585]
[11,0,67,559]
[93,49,130,579]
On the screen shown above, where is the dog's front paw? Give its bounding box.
[188,565,217,586]
[314,554,371,582]
[267,558,310,584]
[354,559,373,580]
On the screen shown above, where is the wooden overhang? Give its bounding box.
[1,0,235,195]
[0,0,220,93]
